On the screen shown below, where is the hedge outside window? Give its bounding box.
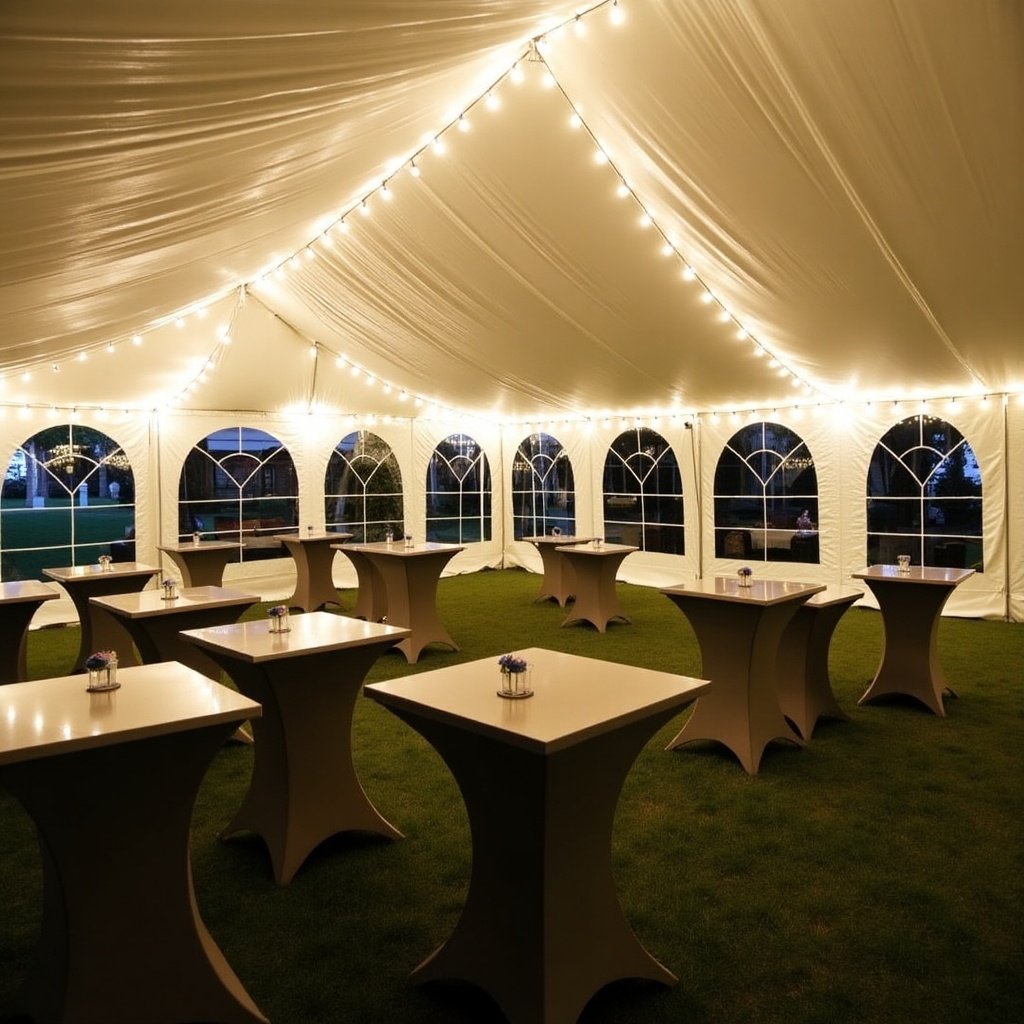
[1,425,136,581]
[425,433,491,544]
[866,415,983,570]
[325,431,404,543]
[511,433,576,540]
[713,422,819,563]
[602,428,684,554]
[178,427,298,560]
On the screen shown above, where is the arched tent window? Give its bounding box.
[511,433,576,540]
[714,422,819,563]
[425,433,491,544]
[1,425,136,581]
[602,428,684,554]
[866,414,983,570]
[178,427,298,560]
[325,431,404,543]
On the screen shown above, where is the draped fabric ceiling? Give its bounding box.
[2,0,1021,422]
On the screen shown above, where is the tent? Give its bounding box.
[1,1,1022,619]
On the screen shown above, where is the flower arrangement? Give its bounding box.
[84,650,115,671]
[267,604,291,633]
[98,554,112,570]
[497,653,533,699]
[498,653,528,675]
[161,577,178,598]
[85,650,119,691]
[737,566,754,587]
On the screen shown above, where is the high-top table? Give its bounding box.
[181,611,410,884]
[661,577,825,774]
[852,564,975,715]
[158,540,241,587]
[89,585,260,683]
[775,586,863,739]
[43,561,161,671]
[0,580,60,684]
[0,662,267,1024]
[555,542,638,632]
[365,647,710,1024]
[333,544,388,622]
[521,534,594,606]
[277,531,352,612]
[334,541,464,663]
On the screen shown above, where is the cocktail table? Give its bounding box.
[335,541,463,663]
[182,611,410,884]
[43,561,160,670]
[278,531,352,612]
[0,662,266,1024]
[661,577,825,774]
[775,586,863,739]
[556,542,638,632]
[0,580,60,684]
[521,534,594,606]
[158,540,241,587]
[851,564,975,715]
[365,648,710,1024]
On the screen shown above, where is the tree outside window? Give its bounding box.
[425,434,491,544]
[1,425,135,581]
[178,427,297,560]
[713,422,819,563]
[866,415,983,570]
[602,428,684,554]
[511,433,575,540]
[325,431,404,543]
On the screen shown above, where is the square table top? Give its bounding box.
[43,562,160,583]
[554,542,638,557]
[336,540,465,558]
[0,661,261,766]
[660,577,826,606]
[802,584,865,608]
[0,580,61,605]
[522,535,595,546]
[277,531,353,546]
[158,540,241,554]
[181,610,410,663]
[89,585,259,619]
[365,647,710,755]
[852,565,976,586]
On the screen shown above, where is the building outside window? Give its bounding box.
[602,428,684,554]
[425,433,491,544]
[178,427,297,560]
[1,425,135,581]
[325,431,404,542]
[713,422,819,563]
[866,414,983,570]
[511,432,575,540]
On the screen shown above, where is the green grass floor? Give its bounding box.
[2,568,1022,1023]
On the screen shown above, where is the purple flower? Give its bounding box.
[162,578,175,588]
[268,605,288,618]
[738,567,753,577]
[85,651,113,670]
[498,653,528,674]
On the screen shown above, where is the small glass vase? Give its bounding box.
[268,609,291,634]
[87,663,119,692]
[497,667,533,700]
[738,572,753,588]
[161,582,178,600]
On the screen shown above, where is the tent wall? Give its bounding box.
[3,400,1017,629]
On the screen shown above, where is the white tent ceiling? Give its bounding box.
[2,0,1021,421]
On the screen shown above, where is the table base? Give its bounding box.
[393,707,678,1024]
[2,723,266,1024]
[208,645,403,885]
[857,579,958,716]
